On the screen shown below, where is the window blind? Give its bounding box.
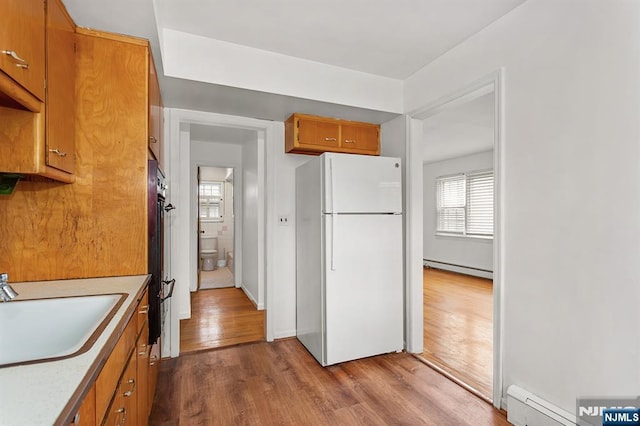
[436,170,494,238]
[436,174,466,234]
[466,171,494,236]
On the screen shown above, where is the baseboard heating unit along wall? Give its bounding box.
[507,385,577,426]
[423,259,493,280]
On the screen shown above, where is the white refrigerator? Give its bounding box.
[296,152,404,366]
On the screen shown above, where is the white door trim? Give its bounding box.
[165,108,276,358]
[406,69,505,408]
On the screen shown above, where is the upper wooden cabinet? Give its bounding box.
[285,113,380,156]
[147,55,163,172]
[0,0,74,182]
[45,0,76,174]
[0,0,46,103]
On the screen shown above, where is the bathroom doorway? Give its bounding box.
[197,166,235,290]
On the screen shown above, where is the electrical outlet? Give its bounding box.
[278,215,289,226]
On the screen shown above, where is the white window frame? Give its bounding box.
[436,169,493,239]
[199,180,224,222]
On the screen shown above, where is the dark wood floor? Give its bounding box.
[150,338,508,425]
[420,267,493,400]
[180,287,265,353]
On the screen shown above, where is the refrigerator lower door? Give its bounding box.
[323,213,403,366]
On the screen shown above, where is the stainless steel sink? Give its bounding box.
[0,293,125,367]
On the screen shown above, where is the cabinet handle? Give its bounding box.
[49,148,67,157]
[150,355,158,366]
[115,407,126,426]
[324,137,337,141]
[139,343,148,355]
[139,304,149,314]
[149,136,157,144]
[2,50,29,67]
[344,139,357,144]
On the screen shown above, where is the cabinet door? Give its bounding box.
[341,123,379,155]
[148,341,160,414]
[0,0,45,101]
[297,117,340,149]
[45,0,75,173]
[136,322,150,425]
[148,55,162,170]
[70,385,96,426]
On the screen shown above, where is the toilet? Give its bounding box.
[200,235,218,271]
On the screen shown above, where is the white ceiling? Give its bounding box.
[155,0,525,79]
[422,91,494,163]
[63,0,525,121]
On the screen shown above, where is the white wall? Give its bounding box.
[423,151,493,275]
[381,115,424,354]
[190,141,244,292]
[161,29,403,113]
[406,0,640,411]
[269,137,310,338]
[241,142,260,306]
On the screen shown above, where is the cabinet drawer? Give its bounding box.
[136,289,149,335]
[102,352,137,426]
[95,317,136,423]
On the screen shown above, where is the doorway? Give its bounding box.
[407,72,503,406]
[197,166,235,290]
[420,90,495,400]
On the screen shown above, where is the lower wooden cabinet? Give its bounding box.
[70,288,156,426]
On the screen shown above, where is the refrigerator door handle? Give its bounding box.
[331,212,337,271]
[329,157,337,271]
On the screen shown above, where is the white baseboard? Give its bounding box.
[424,260,493,280]
[274,329,296,339]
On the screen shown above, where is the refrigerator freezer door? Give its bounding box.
[323,153,402,214]
[323,213,403,366]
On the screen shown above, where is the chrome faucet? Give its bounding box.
[0,273,18,302]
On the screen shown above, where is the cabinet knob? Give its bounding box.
[149,136,158,144]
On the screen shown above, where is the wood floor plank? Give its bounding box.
[180,287,265,353]
[421,267,493,399]
[149,339,508,425]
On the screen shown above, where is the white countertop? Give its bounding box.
[0,275,150,426]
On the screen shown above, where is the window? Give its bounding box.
[199,181,224,222]
[436,170,493,238]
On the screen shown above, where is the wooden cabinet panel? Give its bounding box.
[45,0,75,173]
[147,55,163,172]
[136,322,150,426]
[95,317,137,423]
[0,0,45,101]
[285,113,380,156]
[340,123,379,154]
[102,351,137,426]
[148,341,160,414]
[297,117,339,149]
[70,384,96,426]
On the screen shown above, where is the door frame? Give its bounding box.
[165,108,276,358]
[406,69,505,408]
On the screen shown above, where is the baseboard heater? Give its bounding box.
[507,385,577,426]
[423,259,493,279]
